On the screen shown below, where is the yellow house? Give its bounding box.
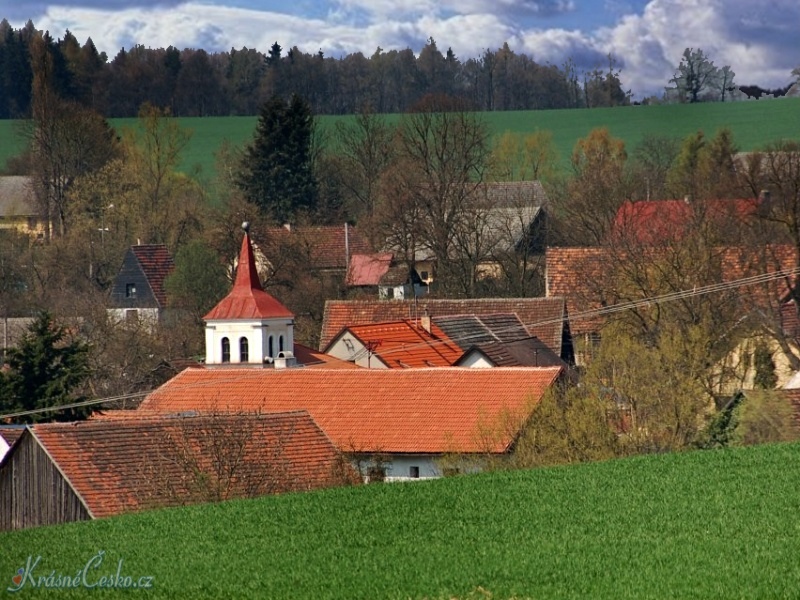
[0,176,47,239]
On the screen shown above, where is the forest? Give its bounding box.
[0,18,691,119]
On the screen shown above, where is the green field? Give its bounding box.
[1,99,799,182]
[3,442,800,598]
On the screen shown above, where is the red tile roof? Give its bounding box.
[612,198,761,244]
[320,298,568,356]
[346,253,394,286]
[330,320,463,368]
[546,244,797,335]
[24,411,350,519]
[139,367,563,454]
[204,231,293,320]
[130,244,175,307]
[264,224,372,270]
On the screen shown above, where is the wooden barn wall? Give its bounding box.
[0,435,90,530]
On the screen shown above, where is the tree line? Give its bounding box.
[0,20,636,118]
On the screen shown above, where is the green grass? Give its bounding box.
[3,442,800,598]
[1,99,799,181]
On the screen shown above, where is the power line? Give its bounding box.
[3,266,798,421]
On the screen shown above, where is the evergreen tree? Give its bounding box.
[237,94,318,222]
[0,311,90,423]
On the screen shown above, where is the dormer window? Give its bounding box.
[125,283,137,298]
[221,337,230,363]
[239,337,249,362]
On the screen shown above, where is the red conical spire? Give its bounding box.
[203,223,294,320]
[233,224,264,293]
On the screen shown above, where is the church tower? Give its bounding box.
[204,223,294,366]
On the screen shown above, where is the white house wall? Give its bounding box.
[205,319,294,365]
[457,351,493,368]
[326,335,388,369]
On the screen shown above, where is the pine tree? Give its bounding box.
[236,94,318,222]
[0,311,90,423]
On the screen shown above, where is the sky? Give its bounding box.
[3,0,798,100]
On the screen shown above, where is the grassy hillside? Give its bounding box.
[3,442,800,598]
[1,99,798,181]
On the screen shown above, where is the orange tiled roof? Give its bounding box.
[546,244,797,335]
[204,231,293,320]
[139,367,563,454]
[320,298,568,356]
[24,411,348,519]
[332,320,463,368]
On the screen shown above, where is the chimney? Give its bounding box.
[274,350,296,369]
[759,189,771,203]
[420,311,431,334]
[684,195,691,204]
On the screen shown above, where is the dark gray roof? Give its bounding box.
[433,313,529,351]
[457,337,565,368]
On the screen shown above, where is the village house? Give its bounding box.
[113,226,566,481]
[545,196,800,386]
[107,244,175,326]
[136,366,564,482]
[0,411,355,530]
[320,297,574,365]
[0,176,47,239]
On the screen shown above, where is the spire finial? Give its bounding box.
[242,221,250,233]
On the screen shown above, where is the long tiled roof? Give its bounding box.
[612,198,761,244]
[130,245,175,308]
[546,244,797,335]
[320,298,568,355]
[331,320,463,368]
[139,367,563,454]
[23,411,347,519]
[204,231,293,320]
[264,224,372,270]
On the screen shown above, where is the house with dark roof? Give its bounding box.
[137,366,564,481]
[0,176,47,239]
[320,298,574,364]
[108,244,175,326]
[0,411,355,530]
[454,337,567,369]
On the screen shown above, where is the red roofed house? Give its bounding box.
[108,244,175,326]
[612,197,762,245]
[0,411,355,530]
[204,225,296,367]
[323,318,463,368]
[320,298,574,364]
[137,366,564,481]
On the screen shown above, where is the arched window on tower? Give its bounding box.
[268,335,274,358]
[279,334,284,353]
[240,337,249,362]
[221,337,230,363]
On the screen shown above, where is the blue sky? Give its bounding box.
[4,0,797,99]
